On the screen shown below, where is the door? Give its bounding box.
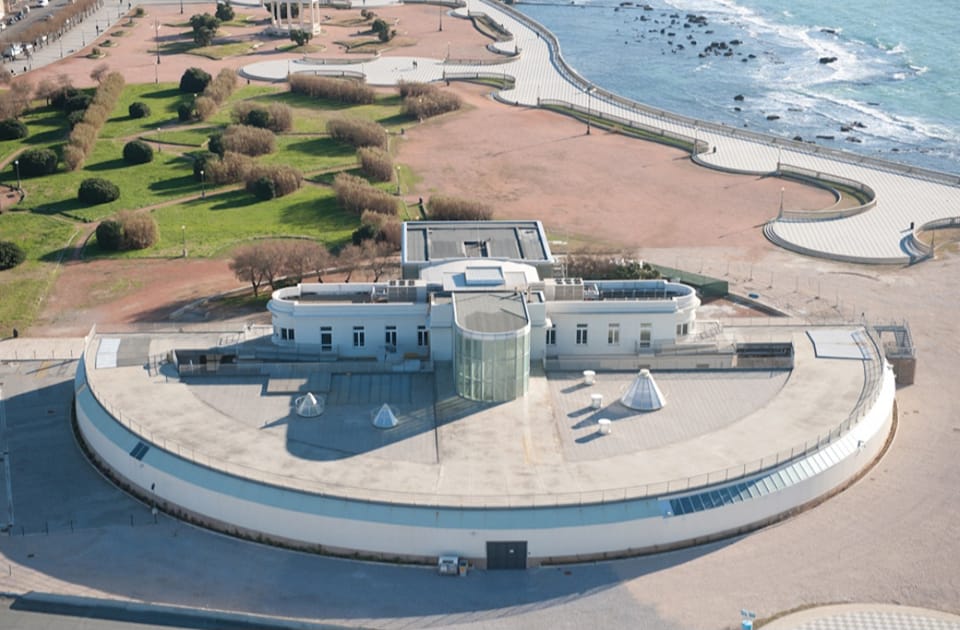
[486,541,527,570]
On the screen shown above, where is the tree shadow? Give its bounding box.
[283,136,354,159]
[84,158,127,172]
[208,190,259,210]
[148,173,199,194]
[27,197,88,217]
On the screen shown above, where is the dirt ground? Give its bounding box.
[24,2,832,337]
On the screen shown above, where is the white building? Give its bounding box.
[268,221,700,402]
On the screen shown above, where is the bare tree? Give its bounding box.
[90,63,110,84]
[337,244,362,282]
[363,240,396,282]
[229,244,269,297]
[281,239,329,283]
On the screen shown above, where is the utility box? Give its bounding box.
[437,555,459,575]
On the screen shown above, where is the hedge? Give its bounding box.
[78,178,120,205]
[16,147,58,177]
[0,118,27,140]
[128,101,151,118]
[0,241,26,270]
[123,140,154,165]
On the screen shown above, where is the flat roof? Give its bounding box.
[453,291,528,334]
[403,221,552,264]
[82,322,876,508]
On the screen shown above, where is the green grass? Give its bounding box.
[102,83,188,138]
[96,186,358,258]
[261,136,356,171]
[189,41,257,59]
[0,212,79,334]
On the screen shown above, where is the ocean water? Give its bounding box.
[516,0,960,174]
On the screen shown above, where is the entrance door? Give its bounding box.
[486,541,527,570]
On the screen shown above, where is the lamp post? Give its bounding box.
[438,6,443,32]
[13,159,20,191]
[181,225,186,258]
[156,128,161,152]
[395,166,401,195]
[200,169,205,199]
[585,86,596,135]
[154,18,160,65]
[180,0,183,14]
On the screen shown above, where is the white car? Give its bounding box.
[36,0,49,6]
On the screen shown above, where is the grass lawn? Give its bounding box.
[262,136,356,171]
[87,185,360,258]
[101,83,188,138]
[0,212,79,334]
[189,41,257,59]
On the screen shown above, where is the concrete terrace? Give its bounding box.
[241,0,960,265]
[82,323,873,508]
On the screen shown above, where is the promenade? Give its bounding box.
[241,0,959,265]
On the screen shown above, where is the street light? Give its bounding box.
[179,0,183,14]
[585,86,596,135]
[395,166,401,195]
[154,18,160,65]
[438,6,443,32]
[13,159,20,191]
[181,225,186,258]
[200,169,205,199]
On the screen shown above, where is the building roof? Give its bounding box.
[403,221,552,265]
[453,291,529,334]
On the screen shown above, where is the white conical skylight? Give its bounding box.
[372,403,399,429]
[620,369,666,411]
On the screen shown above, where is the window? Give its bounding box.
[280,327,294,341]
[676,323,689,336]
[417,325,429,347]
[576,324,588,345]
[288,328,295,341]
[353,326,365,348]
[607,323,620,345]
[320,326,332,352]
[545,326,556,346]
[640,324,651,349]
[280,328,287,340]
[385,325,397,348]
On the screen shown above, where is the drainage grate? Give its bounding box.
[129,442,150,460]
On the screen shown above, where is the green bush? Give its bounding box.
[250,175,276,200]
[50,86,80,109]
[78,178,120,205]
[245,108,270,129]
[128,101,151,118]
[0,241,26,270]
[215,0,234,21]
[122,139,154,164]
[133,6,145,16]
[189,14,220,47]
[63,93,93,114]
[0,118,27,140]
[177,102,196,122]
[208,133,225,157]
[192,151,216,181]
[95,219,123,251]
[66,110,86,129]
[179,67,212,94]
[17,147,58,177]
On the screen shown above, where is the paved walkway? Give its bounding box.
[762,604,960,630]
[240,0,960,265]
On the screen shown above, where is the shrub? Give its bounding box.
[0,118,27,140]
[78,178,120,205]
[17,147,58,177]
[192,151,216,181]
[0,241,25,270]
[326,117,387,149]
[221,124,275,156]
[194,95,217,121]
[62,144,86,171]
[178,102,196,122]
[403,90,462,120]
[189,14,221,47]
[231,102,292,132]
[63,92,93,114]
[250,175,276,200]
[50,86,79,109]
[128,101,151,118]
[427,195,493,221]
[215,0,234,22]
[244,164,302,198]
[207,133,225,157]
[179,67,212,93]
[357,146,393,182]
[332,172,397,216]
[133,6,144,16]
[195,69,237,120]
[397,81,434,99]
[120,211,158,250]
[95,219,123,251]
[123,139,154,164]
[204,151,254,185]
[66,110,86,129]
[68,122,98,155]
[290,28,312,47]
[288,74,375,105]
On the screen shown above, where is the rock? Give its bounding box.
[729,39,741,45]
[766,114,781,121]
[816,135,835,140]
[820,27,837,35]
[819,56,838,64]
[733,106,741,112]
[840,125,852,132]
[793,136,803,142]
[846,136,862,143]
[853,121,867,129]
[734,94,744,101]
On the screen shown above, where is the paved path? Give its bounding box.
[241,0,959,265]
[762,604,960,630]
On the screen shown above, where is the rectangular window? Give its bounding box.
[353,326,365,348]
[320,326,332,352]
[576,324,588,345]
[280,328,294,341]
[640,324,652,349]
[607,323,620,345]
[281,328,287,341]
[417,326,429,347]
[288,328,295,341]
[545,327,556,346]
[385,325,397,348]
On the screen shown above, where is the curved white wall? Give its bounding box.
[75,355,895,564]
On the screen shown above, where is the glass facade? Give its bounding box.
[454,327,530,402]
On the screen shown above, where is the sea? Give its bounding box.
[515,0,960,175]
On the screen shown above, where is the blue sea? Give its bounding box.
[515,0,960,175]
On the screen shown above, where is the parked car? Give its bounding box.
[2,43,24,59]
[37,0,50,6]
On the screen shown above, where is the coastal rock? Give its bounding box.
[846,136,862,143]
[733,94,744,101]
[820,27,837,35]
[840,125,852,132]
[819,56,838,64]
[816,135,835,140]
[766,114,781,121]
[793,136,803,142]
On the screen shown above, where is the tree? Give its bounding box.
[0,241,26,270]
[89,63,110,84]
[337,244,362,282]
[128,101,151,118]
[180,67,212,93]
[289,29,312,47]
[77,178,120,205]
[17,148,58,177]
[95,219,123,251]
[122,140,154,164]
[363,239,395,281]
[215,0,234,22]
[189,14,221,47]
[0,119,28,140]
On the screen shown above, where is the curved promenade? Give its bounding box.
[241,0,960,265]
